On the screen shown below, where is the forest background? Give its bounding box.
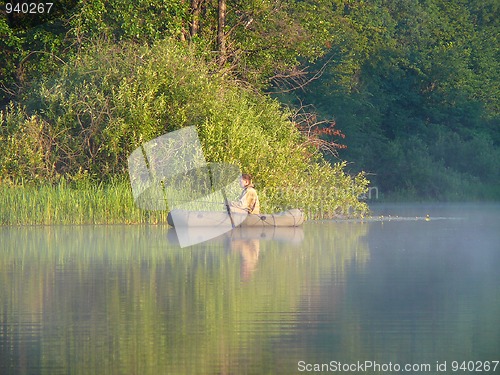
[0,0,498,224]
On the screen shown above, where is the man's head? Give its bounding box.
[240,173,253,188]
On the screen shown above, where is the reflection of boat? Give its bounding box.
[167,224,304,248]
[167,208,304,228]
[228,225,304,244]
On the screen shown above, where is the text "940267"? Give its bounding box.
[5,2,53,14]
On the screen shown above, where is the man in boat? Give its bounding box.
[230,173,260,214]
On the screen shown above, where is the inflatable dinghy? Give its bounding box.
[167,208,304,228]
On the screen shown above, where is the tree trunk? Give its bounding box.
[217,0,226,65]
[190,0,202,38]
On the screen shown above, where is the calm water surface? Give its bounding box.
[1,203,499,374]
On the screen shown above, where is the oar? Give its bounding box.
[204,165,235,228]
[221,188,236,228]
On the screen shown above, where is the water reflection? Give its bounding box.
[232,235,259,281]
[168,225,305,281]
[1,222,367,374]
[1,204,499,374]
[274,205,500,373]
[225,227,304,281]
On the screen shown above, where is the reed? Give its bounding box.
[0,179,169,225]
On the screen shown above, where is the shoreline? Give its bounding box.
[3,181,496,226]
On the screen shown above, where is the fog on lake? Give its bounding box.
[1,203,499,374]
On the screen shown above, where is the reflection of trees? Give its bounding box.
[0,222,369,374]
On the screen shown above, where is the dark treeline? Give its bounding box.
[0,0,498,201]
[289,0,499,200]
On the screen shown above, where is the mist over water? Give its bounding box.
[1,203,499,374]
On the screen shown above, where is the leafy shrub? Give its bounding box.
[1,38,369,218]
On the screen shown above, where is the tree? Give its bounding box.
[69,0,337,87]
[297,0,500,199]
[217,0,226,65]
[0,0,79,106]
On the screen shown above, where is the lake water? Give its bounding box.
[1,203,499,374]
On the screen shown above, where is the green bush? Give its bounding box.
[1,39,369,220]
[0,103,57,182]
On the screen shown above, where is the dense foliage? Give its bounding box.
[292,0,499,200]
[1,0,498,209]
[0,37,368,219]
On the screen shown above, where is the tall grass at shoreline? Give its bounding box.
[0,180,169,225]
[1,171,369,225]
